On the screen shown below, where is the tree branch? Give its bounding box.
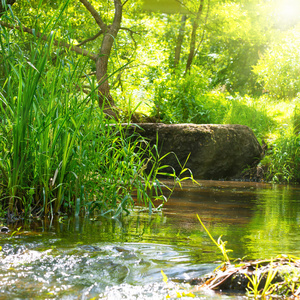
[120,27,139,35]
[78,0,107,31]
[185,0,204,74]
[76,24,138,47]
[76,29,104,46]
[174,14,187,69]
[195,0,210,55]
[175,0,193,15]
[0,20,97,61]
[119,26,139,49]
[112,0,122,33]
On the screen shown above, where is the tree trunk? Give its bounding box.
[96,0,122,111]
[185,0,204,75]
[96,26,118,109]
[174,14,187,69]
[79,0,123,114]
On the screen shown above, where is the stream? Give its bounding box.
[1,180,300,299]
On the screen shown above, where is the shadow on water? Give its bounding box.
[1,180,300,299]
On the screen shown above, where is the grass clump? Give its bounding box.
[223,96,300,183]
[259,102,300,183]
[0,11,182,219]
[222,95,276,140]
[245,260,278,298]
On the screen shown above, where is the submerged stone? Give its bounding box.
[125,123,263,180]
[0,226,9,233]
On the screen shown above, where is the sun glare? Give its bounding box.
[277,0,300,27]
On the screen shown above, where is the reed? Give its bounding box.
[0,4,181,218]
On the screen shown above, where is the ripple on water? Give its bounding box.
[0,242,219,299]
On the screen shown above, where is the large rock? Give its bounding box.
[125,123,263,179]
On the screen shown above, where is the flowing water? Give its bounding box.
[1,180,300,299]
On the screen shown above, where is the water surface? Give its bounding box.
[0,180,299,299]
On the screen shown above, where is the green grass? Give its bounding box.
[222,95,276,140]
[0,6,185,218]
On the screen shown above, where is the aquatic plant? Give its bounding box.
[245,259,277,298]
[197,214,231,264]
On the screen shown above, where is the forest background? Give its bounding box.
[1,0,300,217]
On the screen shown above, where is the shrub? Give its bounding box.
[264,106,300,183]
[253,29,300,99]
[151,68,228,124]
[222,96,276,139]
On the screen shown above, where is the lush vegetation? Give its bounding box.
[1,0,300,217]
[0,2,188,218]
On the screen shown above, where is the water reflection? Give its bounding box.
[0,180,300,299]
[162,180,300,260]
